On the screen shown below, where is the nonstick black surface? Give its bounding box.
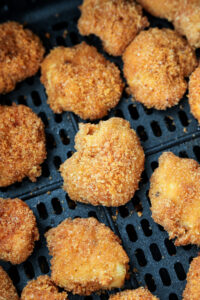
[0,1,199,299]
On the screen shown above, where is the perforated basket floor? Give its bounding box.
[0,1,199,299]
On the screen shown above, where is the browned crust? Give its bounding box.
[109,287,159,299]
[189,64,200,123]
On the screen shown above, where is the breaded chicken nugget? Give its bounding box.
[0,198,39,264]
[21,275,68,300]
[183,255,200,300]
[60,117,144,206]
[149,152,200,246]
[136,0,179,21]
[45,217,129,295]
[109,287,159,299]
[189,64,200,123]
[173,0,200,48]
[41,42,123,120]
[0,21,44,94]
[0,266,19,300]
[78,0,149,56]
[123,28,197,110]
[0,104,46,187]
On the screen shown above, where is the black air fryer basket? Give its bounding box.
[0,1,199,299]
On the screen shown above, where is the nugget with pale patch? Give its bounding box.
[45,217,129,295]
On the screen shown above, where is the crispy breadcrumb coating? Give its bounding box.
[0,266,19,300]
[0,198,39,264]
[0,104,46,187]
[189,64,200,123]
[78,0,149,56]
[109,287,159,299]
[60,117,144,206]
[123,28,197,110]
[41,42,123,120]
[45,217,129,295]
[149,152,200,246]
[136,0,179,21]
[183,255,200,300]
[0,21,44,94]
[21,275,68,300]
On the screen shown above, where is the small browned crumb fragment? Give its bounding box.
[109,287,159,299]
[45,217,129,295]
[60,117,145,206]
[21,275,68,300]
[0,198,39,264]
[149,152,200,246]
[183,255,200,300]
[0,104,46,187]
[189,64,200,123]
[78,0,149,56]
[41,42,123,120]
[0,21,45,94]
[123,28,197,110]
[0,266,19,300]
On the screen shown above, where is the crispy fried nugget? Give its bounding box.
[123,28,197,110]
[78,0,149,56]
[45,217,129,295]
[41,42,123,120]
[149,152,200,246]
[0,104,46,187]
[21,275,68,300]
[0,266,19,300]
[136,0,179,21]
[189,64,200,123]
[60,117,144,206]
[0,198,39,264]
[183,255,200,300]
[109,287,159,299]
[0,21,44,94]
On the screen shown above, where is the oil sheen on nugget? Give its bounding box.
[149,152,200,246]
[45,217,129,295]
[41,42,123,120]
[60,117,145,206]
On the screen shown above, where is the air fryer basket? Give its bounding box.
[0,1,199,299]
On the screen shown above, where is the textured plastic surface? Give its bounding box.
[0,1,199,299]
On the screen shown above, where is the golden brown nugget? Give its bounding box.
[149,152,200,246]
[41,42,123,120]
[109,287,159,299]
[21,275,68,300]
[123,28,197,110]
[189,64,200,123]
[183,255,200,300]
[0,266,19,300]
[0,198,39,264]
[0,21,44,94]
[0,104,46,187]
[45,217,129,295]
[60,117,144,206]
[78,0,149,56]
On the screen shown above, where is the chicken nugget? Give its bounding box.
[0,104,46,187]
[0,266,19,300]
[136,0,179,21]
[173,0,200,48]
[183,255,200,300]
[149,152,200,246]
[0,198,39,264]
[78,0,149,56]
[0,21,44,94]
[60,117,144,206]
[21,275,68,300]
[40,42,123,120]
[189,64,200,123]
[45,217,129,295]
[109,287,159,299]
[123,28,197,110]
